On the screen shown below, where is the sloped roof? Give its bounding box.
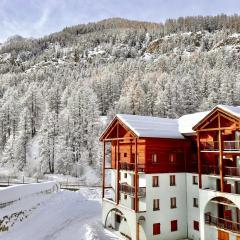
[101,105,240,140]
[216,104,240,118]
[116,114,184,139]
[178,111,210,134]
[192,104,240,130]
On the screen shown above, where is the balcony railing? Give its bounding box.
[202,165,220,175]
[119,162,145,172]
[224,166,240,177]
[202,165,240,178]
[224,141,240,151]
[201,141,219,151]
[119,183,146,198]
[205,213,240,233]
[201,140,240,151]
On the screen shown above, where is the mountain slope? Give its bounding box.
[0,16,239,179]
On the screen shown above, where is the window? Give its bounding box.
[171,220,178,232]
[124,195,127,200]
[170,175,176,186]
[153,199,160,211]
[193,221,199,231]
[193,198,198,208]
[170,197,177,208]
[124,153,127,157]
[153,223,160,235]
[124,173,127,178]
[152,176,159,187]
[169,153,176,164]
[152,153,158,163]
[193,176,198,185]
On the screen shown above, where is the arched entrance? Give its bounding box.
[105,208,132,239]
[204,196,240,240]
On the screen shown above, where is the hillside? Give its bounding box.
[0,15,240,180]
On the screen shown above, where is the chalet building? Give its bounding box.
[100,105,240,240]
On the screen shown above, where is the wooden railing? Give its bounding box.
[224,166,240,177]
[119,162,145,172]
[119,183,146,198]
[224,141,240,151]
[202,165,220,175]
[205,213,240,233]
[201,141,219,151]
[201,140,240,151]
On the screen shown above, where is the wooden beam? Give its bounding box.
[200,114,218,130]
[218,113,224,192]
[134,138,138,212]
[102,140,106,199]
[197,126,238,132]
[104,121,119,140]
[197,131,202,189]
[193,107,240,131]
[116,123,120,204]
[103,137,136,142]
[130,139,133,163]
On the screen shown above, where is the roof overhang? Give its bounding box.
[192,105,240,131]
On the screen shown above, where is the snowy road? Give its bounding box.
[0,188,119,240]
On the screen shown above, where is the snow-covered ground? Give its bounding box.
[0,187,119,240]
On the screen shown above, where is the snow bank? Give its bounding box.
[0,181,59,205]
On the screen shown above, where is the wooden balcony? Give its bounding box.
[202,165,220,175]
[119,183,146,198]
[205,213,240,234]
[224,167,240,177]
[201,140,240,152]
[201,141,219,151]
[224,141,240,151]
[202,165,240,178]
[119,162,145,172]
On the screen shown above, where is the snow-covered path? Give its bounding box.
[0,188,119,240]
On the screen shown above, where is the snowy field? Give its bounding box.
[0,187,119,240]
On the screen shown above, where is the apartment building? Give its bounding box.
[100,105,240,240]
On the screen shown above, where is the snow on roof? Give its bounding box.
[216,104,240,118]
[178,111,210,134]
[112,105,240,139]
[117,114,184,139]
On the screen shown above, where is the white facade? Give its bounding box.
[103,170,204,240]
[104,170,240,240]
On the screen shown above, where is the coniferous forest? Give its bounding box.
[0,15,240,181]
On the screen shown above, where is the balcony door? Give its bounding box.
[218,230,229,240]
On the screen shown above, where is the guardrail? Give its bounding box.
[205,213,240,233]
[0,177,101,191]
[0,181,60,206]
[119,183,146,198]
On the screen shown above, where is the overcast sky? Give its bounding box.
[0,0,240,42]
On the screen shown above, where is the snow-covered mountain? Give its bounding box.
[0,16,239,181]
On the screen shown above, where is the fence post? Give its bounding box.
[8,176,10,186]
[23,176,24,184]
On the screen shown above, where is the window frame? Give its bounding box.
[193,198,198,208]
[193,221,199,231]
[153,223,161,235]
[152,153,158,163]
[170,175,176,186]
[152,176,159,187]
[153,199,160,211]
[171,220,178,232]
[169,153,176,164]
[193,176,198,185]
[170,197,177,209]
